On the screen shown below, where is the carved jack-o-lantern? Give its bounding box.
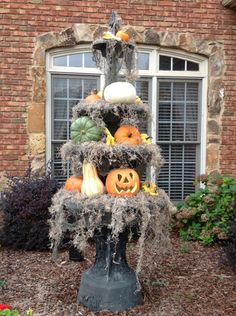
[106,168,140,197]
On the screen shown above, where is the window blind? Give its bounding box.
[157,80,201,200]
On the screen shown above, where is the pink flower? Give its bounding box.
[0,304,11,310]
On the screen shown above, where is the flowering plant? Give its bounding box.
[175,174,235,245]
[0,306,33,316]
[0,305,11,311]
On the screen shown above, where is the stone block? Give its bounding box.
[207,143,219,172]
[59,27,77,47]
[161,32,179,48]
[31,66,46,102]
[208,120,220,135]
[179,33,197,53]
[31,153,46,176]
[73,24,96,42]
[144,29,160,45]
[123,26,144,43]
[28,102,45,133]
[29,133,45,155]
[33,46,46,66]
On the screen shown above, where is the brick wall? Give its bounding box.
[1,0,236,177]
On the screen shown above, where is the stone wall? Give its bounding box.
[30,24,225,175]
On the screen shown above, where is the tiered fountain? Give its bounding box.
[49,11,173,313]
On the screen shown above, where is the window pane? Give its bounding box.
[172,123,184,141]
[138,53,149,70]
[52,143,62,162]
[54,56,67,66]
[173,82,185,101]
[53,121,67,140]
[184,145,196,162]
[159,55,171,70]
[158,123,171,141]
[170,164,183,181]
[158,144,198,200]
[53,78,67,98]
[185,123,198,141]
[84,52,96,68]
[187,61,199,71]
[186,103,198,121]
[159,103,171,121]
[171,145,183,162]
[84,79,99,98]
[186,82,199,102]
[69,100,79,117]
[136,80,149,102]
[172,103,184,121]
[69,78,83,99]
[159,82,171,100]
[173,57,185,71]
[54,99,67,119]
[170,183,184,200]
[69,54,82,67]
[53,162,67,185]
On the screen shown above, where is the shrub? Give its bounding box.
[0,170,58,250]
[175,174,235,246]
[224,201,236,271]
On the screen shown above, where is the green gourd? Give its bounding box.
[70,116,102,144]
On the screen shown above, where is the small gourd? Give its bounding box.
[81,161,105,197]
[116,30,129,42]
[104,82,136,104]
[70,116,102,144]
[64,176,83,192]
[85,89,101,103]
[114,125,142,145]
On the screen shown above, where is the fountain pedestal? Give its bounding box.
[78,228,143,312]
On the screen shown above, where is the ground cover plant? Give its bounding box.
[0,169,58,250]
[1,233,236,315]
[175,173,235,245]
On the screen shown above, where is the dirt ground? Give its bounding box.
[1,233,236,316]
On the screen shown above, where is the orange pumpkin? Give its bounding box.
[85,89,101,103]
[65,176,83,192]
[114,125,142,145]
[116,30,129,42]
[106,168,140,197]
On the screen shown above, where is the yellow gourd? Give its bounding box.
[81,161,105,196]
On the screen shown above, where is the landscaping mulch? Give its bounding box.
[1,233,236,316]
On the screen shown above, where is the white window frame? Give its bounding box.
[46,45,208,189]
[46,45,105,165]
[137,46,208,180]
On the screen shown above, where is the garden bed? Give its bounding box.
[1,233,236,316]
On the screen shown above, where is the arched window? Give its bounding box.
[46,46,207,200]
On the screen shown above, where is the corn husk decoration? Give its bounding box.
[142,181,158,196]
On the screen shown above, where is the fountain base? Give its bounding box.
[78,229,143,312]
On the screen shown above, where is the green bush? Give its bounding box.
[175,174,235,246]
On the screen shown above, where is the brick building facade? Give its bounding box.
[1,0,236,198]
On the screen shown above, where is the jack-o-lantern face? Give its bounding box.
[106,168,140,197]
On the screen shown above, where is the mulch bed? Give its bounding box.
[1,233,236,316]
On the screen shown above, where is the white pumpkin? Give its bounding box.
[104,82,136,104]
